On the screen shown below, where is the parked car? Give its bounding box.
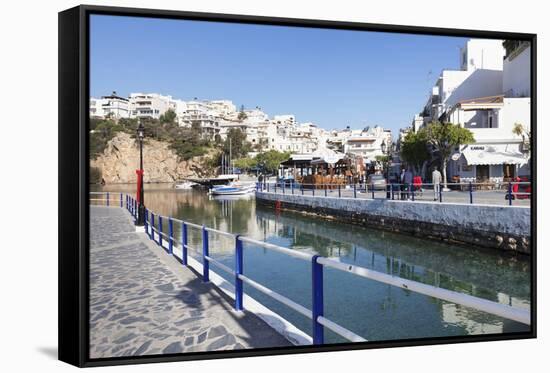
[367,174,387,190]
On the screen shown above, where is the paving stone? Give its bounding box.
[89,206,291,359]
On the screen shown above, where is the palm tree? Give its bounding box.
[512,122,531,154]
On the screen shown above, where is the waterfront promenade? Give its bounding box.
[261,182,531,207]
[89,206,290,358]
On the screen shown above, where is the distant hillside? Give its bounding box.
[91,132,218,184]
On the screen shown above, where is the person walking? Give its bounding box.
[400,168,406,200]
[403,168,413,200]
[432,167,442,201]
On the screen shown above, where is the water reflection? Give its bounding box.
[91,184,531,342]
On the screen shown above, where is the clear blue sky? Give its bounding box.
[90,14,468,135]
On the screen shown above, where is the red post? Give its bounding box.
[136,169,144,204]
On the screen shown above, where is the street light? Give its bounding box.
[136,121,146,226]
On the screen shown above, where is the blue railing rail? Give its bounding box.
[256,181,531,206]
[120,194,530,345]
[89,191,125,208]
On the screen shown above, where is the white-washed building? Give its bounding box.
[90,92,130,119]
[419,39,505,126]
[445,41,531,183]
[129,93,177,119]
[179,100,222,137]
[343,126,392,163]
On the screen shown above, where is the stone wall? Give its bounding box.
[256,192,531,254]
[91,133,217,183]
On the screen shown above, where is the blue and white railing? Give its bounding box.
[119,194,531,345]
[89,191,125,208]
[256,181,531,206]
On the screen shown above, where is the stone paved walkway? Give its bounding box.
[89,206,291,358]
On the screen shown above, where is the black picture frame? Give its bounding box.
[59,4,537,367]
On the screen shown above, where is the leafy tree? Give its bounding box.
[237,105,248,121]
[400,130,431,176]
[423,121,474,187]
[89,119,123,159]
[223,128,252,159]
[119,117,138,131]
[159,109,177,125]
[233,157,258,171]
[255,150,291,175]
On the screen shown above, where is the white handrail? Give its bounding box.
[238,274,312,319]
[316,257,530,325]
[204,255,235,275]
[238,236,314,261]
[317,316,367,342]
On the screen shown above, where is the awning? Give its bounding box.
[461,144,528,166]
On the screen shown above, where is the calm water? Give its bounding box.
[92,184,531,343]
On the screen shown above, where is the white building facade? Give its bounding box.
[90,93,130,119]
[444,41,531,183]
[418,39,505,127]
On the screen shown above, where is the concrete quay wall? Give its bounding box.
[256,192,531,254]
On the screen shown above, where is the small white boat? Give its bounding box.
[209,182,256,195]
[175,182,196,190]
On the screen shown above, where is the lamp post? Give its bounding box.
[381,140,393,198]
[136,121,146,226]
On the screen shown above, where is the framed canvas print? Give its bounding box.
[58,5,536,367]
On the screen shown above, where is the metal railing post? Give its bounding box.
[267,183,270,192]
[324,184,327,197]
[106,192,109,206]
[150,213,155,241]
[158,216,163,247]
[181,222,188,266]
[312,255,324,345]
[168,217,174,255]
[371,183,375,199]
[469,182,473,204]
[120,193,123,208]
[508,182,513,206]
[301,184,304,195]
[411,184,415,201]
[439,183,443,203]
[391,184,395,200]
[283,182,285,195]
[353,183,357,198]
[202,226,210,282]
[144,209,149,237]
[235,235,244,311]
[338,184,341,198]
[291,182,294,195]
[312,186,315,196]
[274,182,277,193]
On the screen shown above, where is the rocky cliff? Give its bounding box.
[91,132,217,183]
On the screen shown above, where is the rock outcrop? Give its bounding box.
[91,132,217,183]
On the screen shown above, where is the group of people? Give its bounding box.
[398,167,442,201]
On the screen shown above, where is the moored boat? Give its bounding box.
[175,181,196,189]
[209,182,256,195]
